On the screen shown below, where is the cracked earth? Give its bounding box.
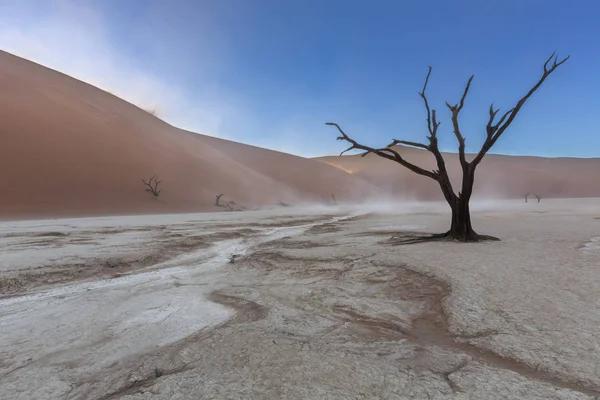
[1,199,600,399]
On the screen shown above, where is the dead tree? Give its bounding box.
[331,192,337,205]
[142,175,162,197]
[326,53,568,242]
[215,193,224,206]
[534,193,542,203]
[524,193,530,203]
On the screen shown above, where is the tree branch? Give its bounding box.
[419,66,437,138]
[325,122,439,180]
[485,104,500,137]
[416,68,454,195]
[387,139,429,150]
[472,52,569,167]
[445,75,474,168]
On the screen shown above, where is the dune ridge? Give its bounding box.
[1,50,597,220]
[0,51,377,220]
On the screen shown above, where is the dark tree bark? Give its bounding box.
[326,53,568,242]
[524,193,530,203]
[534,193,542,203]
[215,193,224,206]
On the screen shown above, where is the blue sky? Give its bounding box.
[1,0,598,158]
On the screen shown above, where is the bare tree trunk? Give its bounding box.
[438,169,479,241]
[449,197,477,241]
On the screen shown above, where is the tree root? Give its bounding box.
[389,230,500,245]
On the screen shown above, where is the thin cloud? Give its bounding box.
[0,2,240,139]
[0,1,345,157]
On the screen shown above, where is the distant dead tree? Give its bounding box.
[534,193,542,203]
[224,200,236,211]
[524,193,530,203]
[331,192,337,205]
[214,194,247,212]
[142,175,162,197]
[224,200,248,212]
[327,53,568,242]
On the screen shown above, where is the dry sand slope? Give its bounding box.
[315,144,600,201]
[0,51,376,220]
[1,199,600,399]
[2,48,598,220]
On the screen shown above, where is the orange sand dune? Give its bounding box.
[316,145,600,201]
[0,51,377,220]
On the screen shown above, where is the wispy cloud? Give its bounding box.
[0,1,346,157]
[0,1,247,140]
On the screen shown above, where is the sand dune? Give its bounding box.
[316,144,600,201]
[0,51,376,219]
[1,49,597,220]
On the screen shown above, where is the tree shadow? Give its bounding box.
[383,231,500,246]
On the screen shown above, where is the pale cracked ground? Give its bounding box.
[1,199,599,399]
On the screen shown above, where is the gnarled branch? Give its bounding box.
[472,52,569,167]
[325,122,438,180]
[416,69,453,195]
[446,75,474,168]
[419,66,440,139]
[387,139,429,150]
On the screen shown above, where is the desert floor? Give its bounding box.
[1,199,599,399]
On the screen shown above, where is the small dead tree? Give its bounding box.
[142,175,162,197]
[327,53,568,242]
[224,200,236,211]
[214,194,247,212]
[534,193,542,203]
[524,193,530,203]
[224,200,247,212]
[331,192,337,205]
